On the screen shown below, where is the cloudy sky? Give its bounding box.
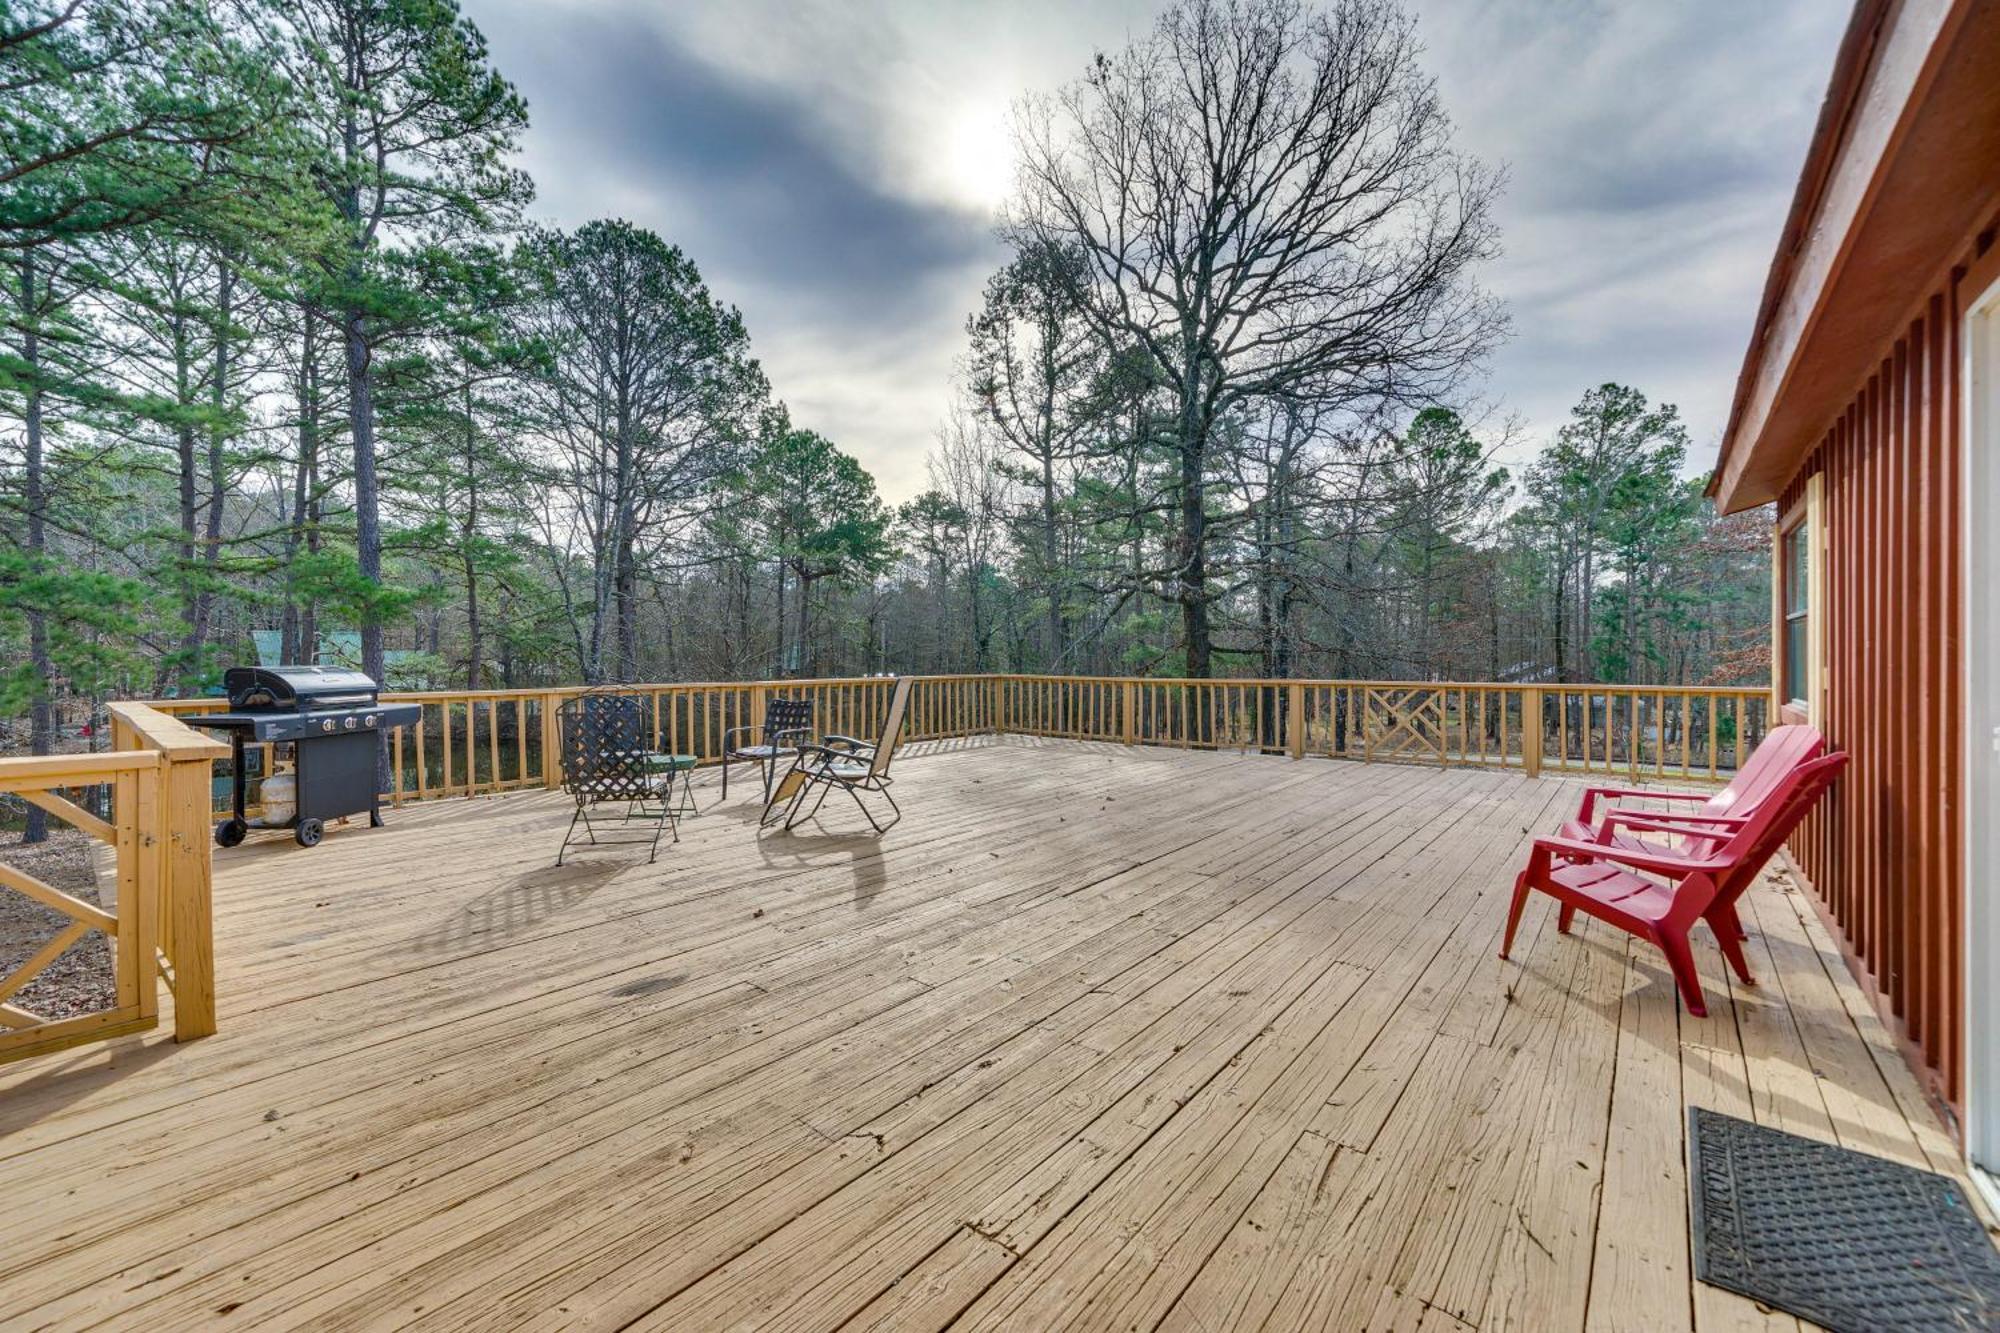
[464,0,1848,502]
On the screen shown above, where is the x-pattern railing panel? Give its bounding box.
[0,774,145,1056]
[1365,687,1449,765]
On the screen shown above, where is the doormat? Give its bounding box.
[1689,1106,2000,1332]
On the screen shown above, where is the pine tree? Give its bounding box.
[282,0,530,689]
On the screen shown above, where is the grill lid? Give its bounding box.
[225,665,381,711]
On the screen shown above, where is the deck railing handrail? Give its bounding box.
[137,673,1771,701]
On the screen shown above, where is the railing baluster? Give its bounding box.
[440,702,454,795]
[1680,693,1691,778]
[515,697,528,786]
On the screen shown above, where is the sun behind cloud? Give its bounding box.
[937,99,1018,215]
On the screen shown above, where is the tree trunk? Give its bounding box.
[1257,552,1276,678]
[1628,558,1645,685]
[967,566,988,671]
[1489,563,1504,745]
[1551,551,1569,684]
[1333,533,1358,753]
[796,569,815,676]
[498,610,516,688]
[1579,541,1596,682]
[1175,385,1212,680]
[613,545,638,682]
[282,313,317,664]
[609,386,638,682]
[164,288,196,696]
[336,80,386,696]
[184,260,233,682]
[344,291,391,794]
[20,253,52,843]
[1273,446,1296,681]
[1416,540,1434,679]
[773,559,787,675]
[300,442,321,663]
[1040,450,1063,668]
[338,106,386,782]
[461,383,483,690]
[346,305,382,682]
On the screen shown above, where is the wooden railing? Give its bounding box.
[149,673,1772,819]
[993,677,1772,781]
[149,675,1002,809]
[0,675,1759,1065]
[0,703,226,1063]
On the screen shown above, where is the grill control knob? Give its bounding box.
[343,716,357,730]
[365,714,377,728]
[321,719,335,732]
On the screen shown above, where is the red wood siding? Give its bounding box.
[1779,255,1977,1114]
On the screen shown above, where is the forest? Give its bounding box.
[2,0,1772,763]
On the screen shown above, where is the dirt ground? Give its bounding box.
[0,828,118,1018]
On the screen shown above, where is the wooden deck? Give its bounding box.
[0,739,1973,1331]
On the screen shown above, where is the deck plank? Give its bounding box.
[0,738,1968,1332]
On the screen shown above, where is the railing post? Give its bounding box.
[1286,683,1305,759]
[1522,687,1543,779]
[540,690,562,789]
[113,714,154,1016]
[1121,682,1136,746]
[160,748,218,1040]
[96,707,230,1045]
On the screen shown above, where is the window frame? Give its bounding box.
[1774,474,1823,725]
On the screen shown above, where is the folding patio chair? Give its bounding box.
[1500,749,1846,1016]
[555,692,682,865]
[767,676,912,834]
[721,696,814,804]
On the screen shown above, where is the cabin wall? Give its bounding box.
[1777,231,1994,1116]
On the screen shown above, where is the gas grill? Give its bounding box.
[185,666,419,847]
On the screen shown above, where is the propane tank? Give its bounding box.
[259,771,298,826]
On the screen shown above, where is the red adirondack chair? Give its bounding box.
[1499,750,1847,1017]
[1557,722,1825,855]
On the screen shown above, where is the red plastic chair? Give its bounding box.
[1499,751,1847,1016]
[1556,722,1824,856]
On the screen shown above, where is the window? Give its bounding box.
[1781,518,1810,707]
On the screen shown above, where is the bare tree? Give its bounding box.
[516,222,765,681]
[1007,0,1504,675]
[966,241,1102,666]
[926,413,1012,670]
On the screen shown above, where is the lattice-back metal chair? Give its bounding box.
[767,676,912,833]
[556,692,679,864]
[721,696,814,806]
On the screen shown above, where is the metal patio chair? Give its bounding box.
[767,676,912,834]
[721,696,814,806]
[555,692,681,865]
